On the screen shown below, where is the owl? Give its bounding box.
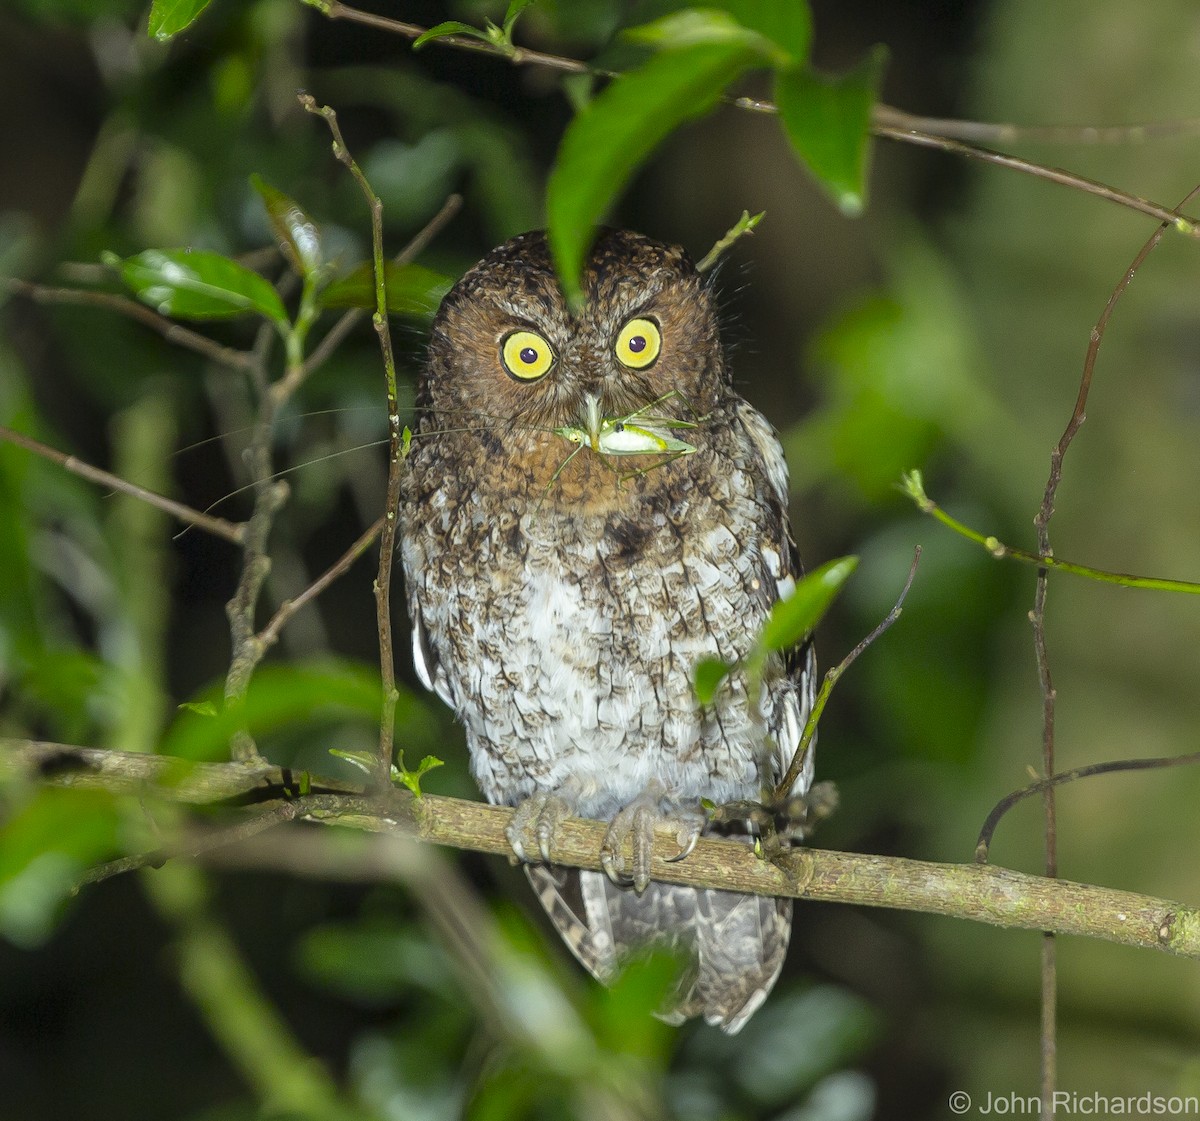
[399,228,815,1033]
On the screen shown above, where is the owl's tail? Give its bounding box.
[525,864,791,1034]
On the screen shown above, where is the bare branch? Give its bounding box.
[870,123,1200,235]
[300,93,408,792]
[197,792,1200,961]
[318,2,591,74]
[0,425,246,546]
[257,515,384,651]
[298,194,462,380]
[872,104,1200,146]
[1,739,358,802]
[976,749,1200,863]
[1,277,257,370]
[309,9,1200,236]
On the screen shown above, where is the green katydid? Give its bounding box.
[553,391,699,458]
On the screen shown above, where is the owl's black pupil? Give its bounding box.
[519,346,538,364]
[628,335,647,353]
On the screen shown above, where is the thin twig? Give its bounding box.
[298,193,462,379]
[1,277,257,370]
[300,93,408,792]
[902,474,1200,593]
[257,515,384,650]
[317,1,591,73]
[222,320,290,765]
[0,425,246,545]
[871,104,1200,146]
[696,209,764,272]
[1024,174,1200,1121]
[0,740,358,801]
[79,799,308,888]
[870,124,1199,235]
[975,750,1200,863]
[311,7,1200,237]
[773,547,921,800]
[222,470,288,765]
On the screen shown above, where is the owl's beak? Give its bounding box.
[579,393,603,453]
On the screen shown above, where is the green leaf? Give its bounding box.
[413,21,486,49]
[693,656,732,704]
[774,45,888,216]
[757,555,859,653]
[590,950,679,1061]
[178,700,218,717]
[0,789,121,947]
[147,0,214,40]
[503,0,535,31]
[547,41,756,307]
[299,920,453,1001]
[328,748,376,777]
[103,248,289,325]
[251,174,322,277]
[716,0,812,64]
[318,261,453,318]
[624,10,781,59]
[395,753,444,798]
[163,661,383,760]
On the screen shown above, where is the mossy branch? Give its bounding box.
[6,739,1198,961]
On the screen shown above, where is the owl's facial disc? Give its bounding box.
[423,229,725,446]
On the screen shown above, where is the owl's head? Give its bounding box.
[420,229,726,437]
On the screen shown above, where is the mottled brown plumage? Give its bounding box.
[400,229,814,1032]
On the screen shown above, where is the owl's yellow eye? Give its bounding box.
[615,317,662,369]
[501,330,555,381]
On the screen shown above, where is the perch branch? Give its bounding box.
[5,739,1199,962]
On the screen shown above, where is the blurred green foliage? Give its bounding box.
[3,0,1200,1118]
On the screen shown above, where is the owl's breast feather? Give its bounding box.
[400,419,793,816]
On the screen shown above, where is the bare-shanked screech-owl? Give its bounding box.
[400,229,815,1033]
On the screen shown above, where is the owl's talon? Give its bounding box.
[507,791,571,864]
[600,844,634,887]
[664,823,702,863]
[601,785,704,893]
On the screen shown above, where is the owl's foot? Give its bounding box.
[600,784,706,894]
[705,781,840,856]
[507,790,573,864]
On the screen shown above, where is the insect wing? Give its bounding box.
[597,422,695,456]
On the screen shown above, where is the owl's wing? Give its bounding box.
[733,401,817,796]
[410,605,455,709]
